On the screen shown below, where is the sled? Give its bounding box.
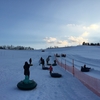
[81,66,91,72]
[17,80,37,90]
[42,67,49,70]
[52,63,57,66]
[50,73,62,78]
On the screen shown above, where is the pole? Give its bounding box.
[73,59,74,76]
[65,59,66,70]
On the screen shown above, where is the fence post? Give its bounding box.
[72,59,74,76]
[61,57,62,67]
[65,59,66,70]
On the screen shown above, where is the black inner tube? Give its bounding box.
[50,73,62,78]
[42,67,49,70]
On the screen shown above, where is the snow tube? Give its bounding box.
[52,63,57,66]
[17,80,37,90]
[61,54,66,57]
[47,63,51,66]
[81,67,91,72]
[81,69,90,72]
[42,67,49,70]
[50,73,62,78]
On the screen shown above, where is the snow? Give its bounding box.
[0,45,100,100]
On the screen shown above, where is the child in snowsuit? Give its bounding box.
[29,58,32,65]
[49,65,53,74]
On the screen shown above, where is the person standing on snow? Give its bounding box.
[41,58,45,68]
[49,65,53,74]
[23,61,31,79]
[39,57,43,65]
[29,58,32,65]
[46,56,50,65]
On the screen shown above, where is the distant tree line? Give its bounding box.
[47,46,59,49]
[0,45,34,50]
[82,42,100,46]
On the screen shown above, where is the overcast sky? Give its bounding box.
[0,0,100,49]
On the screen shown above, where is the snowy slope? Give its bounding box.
[0,46,100,100]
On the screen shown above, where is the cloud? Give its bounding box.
[61,23,100,43]
[83,24,100,30]
[81,31,89,37]
[44,23,100,47]
[68,36,88,44]
[44,35,88,47]
[56,40,68,47]
[67,24,80,27]
[43,37,68,47]
[61,24,83,31]
[56,40,68,45]
[43,37,56,43]
[58,23,100,47]
[61,24,100,35]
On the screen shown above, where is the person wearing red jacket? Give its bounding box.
[49,65,53,74]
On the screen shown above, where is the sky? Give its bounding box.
[0,45,100,100]
[1,0,100,49]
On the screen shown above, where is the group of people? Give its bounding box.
[39,57,53,73]
[39,56,50,68]
[23,57,54,79]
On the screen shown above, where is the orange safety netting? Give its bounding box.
[55,56,100,97]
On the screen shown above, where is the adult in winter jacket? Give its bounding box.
[41,59,45,68]
[46,57,49,65]
[23,61,30,78]
[39,57,43,65]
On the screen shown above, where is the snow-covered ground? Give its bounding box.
[0,45,100,100]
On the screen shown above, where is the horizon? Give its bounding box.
[0,41,100,50]
[1,0,100,49]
